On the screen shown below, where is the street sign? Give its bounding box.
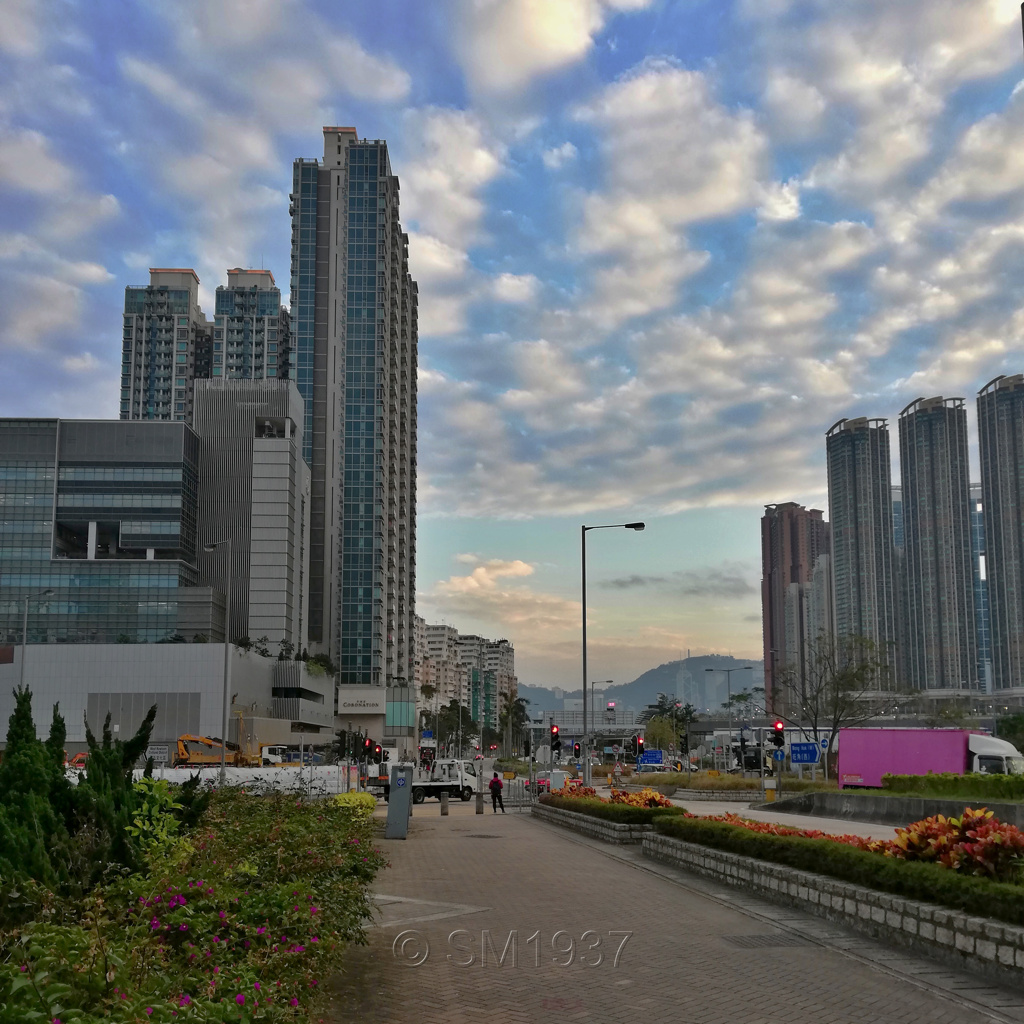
[639,750,664,764]
[421,730,433,739]
[396,777,407,787]
[790,742,820,764]
[772,749,785,762]
[612,744,620,753]
[145,744,169,763]
[820,738,829,750]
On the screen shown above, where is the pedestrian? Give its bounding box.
[489,772,505,813]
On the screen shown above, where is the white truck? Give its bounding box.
[372,758,481,804]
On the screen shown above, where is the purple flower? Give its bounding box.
[235,994,245,1006]
[179,995,192,1006]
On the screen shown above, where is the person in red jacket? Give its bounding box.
[489,772,505,813]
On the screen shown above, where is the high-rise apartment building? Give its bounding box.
[193,380,309,654]
[826,417,899,686]
[760,503,830,710]
[121,269,213,423]
[897,397,977,693]
[969,483,991,690]
[213,269,291,381]
[290,127,418,683]
[978,374,1024,694]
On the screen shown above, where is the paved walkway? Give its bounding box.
[323,802,1024,1023]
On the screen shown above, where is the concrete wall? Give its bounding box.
[772,791,1024,829]
[0,643,276,747]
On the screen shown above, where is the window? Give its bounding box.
[176,354,187,363]
[214,343,222,351]
[177,342,187,351]
[175,377,186,387]
[176,329,188,340]
[214,330,223,339]
[177,317,188,326]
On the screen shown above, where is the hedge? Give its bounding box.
[882,772,1024,802]
[539,793,686,825]
[652,815,1024,927]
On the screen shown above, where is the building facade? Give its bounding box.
[290,127,418,683]
[978,375,1024,695]
[826,417,899,686]
[193,380,309,654]
[0,419,224,646]
[120,269,213,424]
[214,269,291,382]
[897,397,978,693]
[760,502,830,710]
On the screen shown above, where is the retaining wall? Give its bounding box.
[644,832,1024,989]
[771,791,1024,828]
[531,803,653,844]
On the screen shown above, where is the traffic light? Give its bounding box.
[573,741,581,759]
[382,749,390,764]
[550,724,561,754]
[524,737,531,757]
[772,721,786,748]
[373,744,383,765]
[637,736,645,760]
[628,734,638,757]
[363,736,374,757]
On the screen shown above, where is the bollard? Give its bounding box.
[440,790,449,815]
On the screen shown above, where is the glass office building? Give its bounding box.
[213,269,291,381]
[0,419,222,645]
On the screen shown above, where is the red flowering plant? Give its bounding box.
[610,787,675,809]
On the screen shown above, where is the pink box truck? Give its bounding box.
[837,728,1024,789]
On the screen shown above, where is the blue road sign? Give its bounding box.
[772,749,785,762]
[639,750,664,764]
[790,742,821,764]
[396,777,407,787]
[820,737,829,750]
[421,730,433,739]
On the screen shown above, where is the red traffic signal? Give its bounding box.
[637,736,645,751]
[550,724,559,736]
[772,721,786,748]
[773,720,785,732]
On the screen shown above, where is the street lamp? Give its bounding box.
[204,538,233,786]
[19,588,54,690]
[582,521,645,786]
[706,666,752,770]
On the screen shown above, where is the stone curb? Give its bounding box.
[531,802,654,844]
[643,832,1024,990]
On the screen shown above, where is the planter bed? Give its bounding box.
[771,791,1024,828]
[532,802,656,844]
[644,831,1024,989]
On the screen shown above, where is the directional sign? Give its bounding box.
[772,749,785,762]
[639,750,664,764]
[396,777,407,787]
[790,742,821,764]
[820,738,829,750]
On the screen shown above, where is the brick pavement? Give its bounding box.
[323,803,1024,1024]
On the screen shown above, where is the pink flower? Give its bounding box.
[254,982,260,991]
[179,924,188,931]
[256,927,266,935]
[235,994,245,1005]
[179,995,192,1006]
[145,1010,153,1016]
[290,998,299,1006]
[219,910,226,920]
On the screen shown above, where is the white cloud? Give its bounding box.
[491,272,540,303]
[0,127,74,194]
[0,0,40,56]
[456,0,653,94]
[326,37,411,102]
[542,141,577,169]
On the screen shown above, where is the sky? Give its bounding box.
[2,0,1024,691]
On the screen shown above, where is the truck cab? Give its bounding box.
[969,734,1024,775]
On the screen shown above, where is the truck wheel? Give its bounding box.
[461,787,473,801]
[412,787,426,804]
[383,789,390,803]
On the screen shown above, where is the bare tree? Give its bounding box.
[773,632,904,758]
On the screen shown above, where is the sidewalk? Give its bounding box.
[323,803,1023,1024]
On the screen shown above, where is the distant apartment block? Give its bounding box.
[214,269,291,381]
[898,397,978,693]
[760,502,830,710]
[826,417,899,686]
[120,269,213,423]
[978,374,1024,694]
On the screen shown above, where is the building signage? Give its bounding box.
[337,686,386,714]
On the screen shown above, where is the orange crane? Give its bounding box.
[173,735,260,768]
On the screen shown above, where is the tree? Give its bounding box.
[644,696,699,757]
[234,636,253,652]
[772,632,903,761]
[252,635,271,658]
[998,714,1024,753]
[278,639,295,661]
[497,694,531,755]
[644,716,675,751]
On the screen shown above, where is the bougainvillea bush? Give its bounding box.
[0,790,387,1023]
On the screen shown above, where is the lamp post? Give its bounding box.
[19,588,54,690]
[706,666,752,771]
[204,538,233,786]
[582,521,645,786]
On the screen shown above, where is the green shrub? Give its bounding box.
[882,772,1024,801]
[0,790,387,1023]
[653,815,1024,926]
[540,793,686,825]
[332,791,378,817]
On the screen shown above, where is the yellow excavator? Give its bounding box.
[173,734,261,768]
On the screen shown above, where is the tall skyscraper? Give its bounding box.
[290,127,418,684]
[213,269,291,381]
[826,417,899,685]
[121,269,213,423]
[977,374,1024,694]
[897,397,977,693]
[760,502,830,710]
[969,483,991,691]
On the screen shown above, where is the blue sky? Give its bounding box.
[2,0,1023,690]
